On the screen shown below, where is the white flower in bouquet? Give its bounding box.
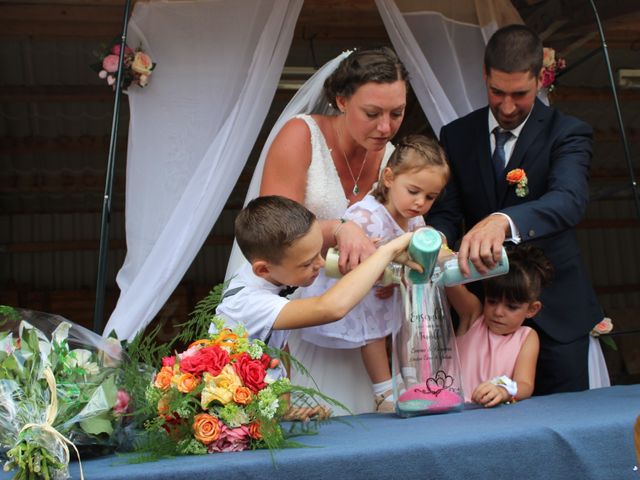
[65,349,100,376]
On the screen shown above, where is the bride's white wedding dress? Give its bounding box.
[287,114,394,415]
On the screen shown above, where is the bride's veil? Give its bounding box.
[225,50,352,280]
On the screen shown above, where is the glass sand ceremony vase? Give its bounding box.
[391,228,465,417]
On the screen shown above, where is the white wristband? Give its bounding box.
[489,375,518,397]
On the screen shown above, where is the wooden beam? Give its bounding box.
[0,4,124,38]
[578,218,640,229]
[552,86,640,102]
[1,234,234,254]
[0,85,117,102]
[0,173,126,193]
[594,283,640,295]
[0,171,253,194]
[0,135,123,153]
[0,85,298,103]
[593,128,639,144]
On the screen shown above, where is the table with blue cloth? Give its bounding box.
[2,385,638,480]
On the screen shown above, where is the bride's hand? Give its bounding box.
[335,220,376,274]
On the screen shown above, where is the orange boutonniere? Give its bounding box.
[506,168,529,197]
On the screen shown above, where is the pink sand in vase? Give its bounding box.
[397,386,464,415]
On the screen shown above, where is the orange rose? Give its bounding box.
[193,413,221,445]
[506,168,525,184]
[154,366,174,390]
[233,386,253,405]
[172,372,200,393]
[248,421,262,440]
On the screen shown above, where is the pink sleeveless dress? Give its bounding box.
[456,315,532,402]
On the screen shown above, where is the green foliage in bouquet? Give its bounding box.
[0,308,124,480]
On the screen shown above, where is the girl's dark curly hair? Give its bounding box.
[484,244,554,303]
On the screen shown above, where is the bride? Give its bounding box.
[226,47,409,414]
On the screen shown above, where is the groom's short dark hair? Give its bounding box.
[235,195,316,264]
[484,24,543,77]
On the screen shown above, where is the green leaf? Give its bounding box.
[101,374,118,407]
[600,335,618,351]
[80,412,114,436]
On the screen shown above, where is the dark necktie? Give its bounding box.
[278,285,298,297]
[492,128,513,178]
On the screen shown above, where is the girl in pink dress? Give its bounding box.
[447,245,553,407]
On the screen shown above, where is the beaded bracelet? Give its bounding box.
[333,218,347,242]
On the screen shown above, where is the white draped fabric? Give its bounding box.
[375,0,523,136]
[103,0,303,340]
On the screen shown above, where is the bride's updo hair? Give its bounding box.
[323,47,409,107]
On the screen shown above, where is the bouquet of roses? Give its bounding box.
[139,317,337,457]
[0,306,129,480]
[90,41,156,90]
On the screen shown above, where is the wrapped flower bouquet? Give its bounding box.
[0,307,127,480]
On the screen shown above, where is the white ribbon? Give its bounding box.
[19,367,85,480]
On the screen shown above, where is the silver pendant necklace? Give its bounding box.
[335,123,368,196]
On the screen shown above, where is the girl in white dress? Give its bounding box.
[301,135,450,411]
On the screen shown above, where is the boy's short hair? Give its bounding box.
[235,195,316,264]
[484,24,543,77]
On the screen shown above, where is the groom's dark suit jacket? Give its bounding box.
[427,98,602,344]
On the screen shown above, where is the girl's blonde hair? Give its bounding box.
[372,134,450,204]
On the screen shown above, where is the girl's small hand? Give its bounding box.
[472,381,510,407]
[335,220,377,274]
[375,284,396,299]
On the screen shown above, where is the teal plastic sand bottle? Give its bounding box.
[407,228,442,284]
[440,247,509,287]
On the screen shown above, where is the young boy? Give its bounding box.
[215,195,419,352]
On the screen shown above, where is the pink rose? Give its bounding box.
[162,355,176,367]
[207,424,251,453]
[107,75,115,86]
[178,346,199,360]
[102,54,120,73]
[541,69,555,89]
[113,389,131,415]
[98,70,107,79]
[110,44,133,56]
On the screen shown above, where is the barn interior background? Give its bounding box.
[0,0,639,383]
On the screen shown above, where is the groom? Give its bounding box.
[427,24,604,395]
